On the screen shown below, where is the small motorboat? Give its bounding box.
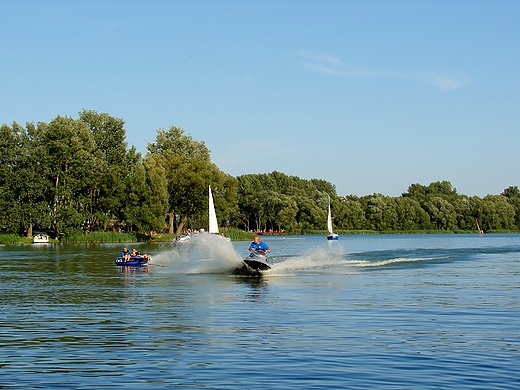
[114,255,150,266]
[174,234,191,243]
[33,233,49,243]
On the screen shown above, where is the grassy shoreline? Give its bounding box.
[0,228,256,245]
[1,228,519,245]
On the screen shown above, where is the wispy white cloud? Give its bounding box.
[298,51,470,93]
[417,71,469,93]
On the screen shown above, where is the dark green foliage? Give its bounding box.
[0,112,170,239]
[1,112,519,240]
[234,174,520,234]
[146,126,237,236]
[236,171,335,233]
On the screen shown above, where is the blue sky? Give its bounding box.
[1,0,518,197]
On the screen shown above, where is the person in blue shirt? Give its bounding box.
[121,246,131,261]
[249,235,270,254]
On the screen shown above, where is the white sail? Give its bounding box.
[326,196,339,240]
[208,185,219,234]
[327,195,334,234]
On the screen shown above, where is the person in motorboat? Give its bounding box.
[249,235,270,255]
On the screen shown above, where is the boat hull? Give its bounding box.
[174,234,191,243]
[115,256,149,266]
[234,252,271,276]
[327,234,339,240]
[33,234,49,243]
[244,252,271,271]
[243,258,271,271]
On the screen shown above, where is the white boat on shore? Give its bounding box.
[33,233,49,243]
[174,233,191,243]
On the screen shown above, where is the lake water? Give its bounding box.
[1,234,519,389]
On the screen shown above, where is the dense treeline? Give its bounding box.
[1,111,519,239]
[236,174,520,234]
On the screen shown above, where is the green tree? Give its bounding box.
[275,193,299,232]
[14,122,52,237]
[451,195,472,230]
[39,116,100,237]
[0,122,52,237]
[236,172,338,233]
[403,181,458,200]
[360,194,398,231]
[481,195,516,231]
[121,148,148,231]
[422,196,457,230]
[502,186,520,228]
[79,109,130,230]
[336,196,367,230]
[294,192,323,232]
[147,126,236,235]
[467,196,485,232]
[501,186,520,198]
[0,123,20,233]
[141,155,169,231]
[394,197,431,230]
[236,174,265,231]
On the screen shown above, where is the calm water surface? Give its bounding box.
[1,234,519,389]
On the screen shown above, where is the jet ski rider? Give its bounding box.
[249,235,271,255]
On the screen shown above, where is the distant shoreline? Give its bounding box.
[2,229,519,245]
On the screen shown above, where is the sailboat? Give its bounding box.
[209,185,230,241]
[174,185,228,243]
[208,185,219,234]
[327,195,339,240]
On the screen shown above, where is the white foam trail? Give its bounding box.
[150,236,449,276]
[268,247,356,276]
[152,234,243,273]
[267,250,448,275]
[350,256,449,267]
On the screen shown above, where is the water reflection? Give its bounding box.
[116,265,150,274]
[233,276,270,302]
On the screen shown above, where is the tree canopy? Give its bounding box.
[1,111,519,239]
[145,126,237,235]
